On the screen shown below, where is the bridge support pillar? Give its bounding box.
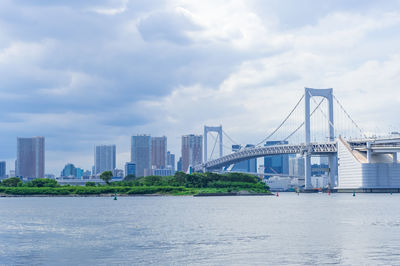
[304,87,334,190]
[204,125,223,163]
[305,154,312,189]
[328,155,337,188]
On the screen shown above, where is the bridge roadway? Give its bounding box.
[195,141,337,171]
[194,137,400,172]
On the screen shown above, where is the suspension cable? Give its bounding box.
[283,97,325,141]
[308,91,336,133]
[209,132,219,159]
[255,93,305,146]
[222,129,240,145]
[333,95,367,139]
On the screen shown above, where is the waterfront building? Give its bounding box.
[263,176,292,191]
[61,163,76,177]
[45,174,55,179]
[82,170,91,179]
[94,145,116,175]
[131,135,151,177]
[75,168,83,179]
[230,144,257,173]
[125,162,136,177]
[167,151,175,171]
[0,161,5,179]
[112,168,124,178]
[153,168,175,176]
[16,136,45,179]
[289,156,305,177]
[181,134,203,173]
[264,141,289,177]
[151,136,167,169]
[311,175,329,188]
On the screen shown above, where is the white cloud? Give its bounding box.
[1,0,400,174]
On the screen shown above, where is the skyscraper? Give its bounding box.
[167,151,175,171]
[151,136,167,169]
[16,137,45,179]
[94,145,116,175]
[181,134,203,173]
[0,161,6,178]
[131,135,151,177]
[264,141,289,177]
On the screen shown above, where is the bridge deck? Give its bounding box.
[195,138,400,171]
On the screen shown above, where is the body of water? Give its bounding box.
[1,193,400,265]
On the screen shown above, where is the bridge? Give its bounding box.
[195,88,400,190]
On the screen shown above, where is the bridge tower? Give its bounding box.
[204,125,223,162]
[304,88,336,189]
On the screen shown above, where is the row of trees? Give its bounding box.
[0,172,268,190]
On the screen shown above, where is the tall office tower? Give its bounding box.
[230,144,257,173]
[264,141,289,177]
[125,162,136,177]
[289,156,305,177]
[151,136,167,169]
[16,137,45,179]
[181,134,203,173]
[131,135,151,177]
[94,145,116,175]
[167,151,175,170]
[0,161,5,178]
[177,157,182,172]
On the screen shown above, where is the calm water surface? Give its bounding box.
[1,193,400,265]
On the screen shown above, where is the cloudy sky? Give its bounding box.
[1,0,400,175]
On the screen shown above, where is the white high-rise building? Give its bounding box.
[16,137,45,179]
[131,135,151,177]
[181,134,203,173]
[94,145,116,175]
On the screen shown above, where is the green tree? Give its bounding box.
[28,178,59,187]
[1,177,22,187]
[143,175,162,186]
[123,174,136,181]
[100,171,113,185]
[85,181,96,187]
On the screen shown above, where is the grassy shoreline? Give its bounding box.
[0,186,271,196]
[0,172,271,197]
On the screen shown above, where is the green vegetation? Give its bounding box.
[100,171,113,185]
[0,172,270,196]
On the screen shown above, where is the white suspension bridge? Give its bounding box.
[195,88,400,191]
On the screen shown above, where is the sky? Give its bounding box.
[1,0,400,175]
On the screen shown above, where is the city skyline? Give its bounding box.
[1,1,400,174]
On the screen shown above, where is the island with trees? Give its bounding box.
[0,172,271,196]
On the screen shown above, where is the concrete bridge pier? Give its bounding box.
[305,153,312,189]
[329,154,337,188]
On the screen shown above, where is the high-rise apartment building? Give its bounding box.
[16,137,45,179]
[167,151,175,171]
[94,145,116,175]
[181,134,203,173]
[0,161,6,178]
[131,135,151,177]
[151,136,167,169]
